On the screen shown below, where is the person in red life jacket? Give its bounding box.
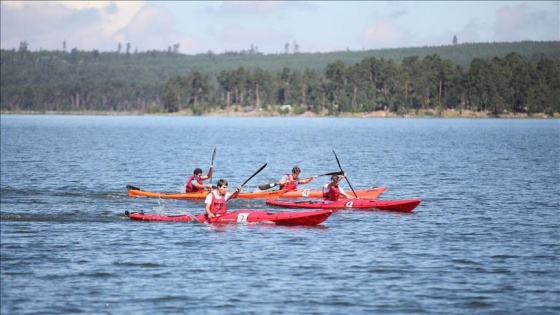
[322,174,355,201]
[278,166,316,191]
[185,166,213,193]
[204,179,242,218]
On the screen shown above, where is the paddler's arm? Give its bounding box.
[338,175,357,199]
[228,185,242,200]
[193,181,213,190]
[341,191,357,199]
[277,174,289,185]
[200,165,214,180]
[298,175,318,185]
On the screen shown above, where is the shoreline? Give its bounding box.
[1,108,557,119]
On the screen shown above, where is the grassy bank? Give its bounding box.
[1,108,558,118]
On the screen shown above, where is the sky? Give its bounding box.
[1,1,558,55]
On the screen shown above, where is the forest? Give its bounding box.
[1,40,559,116]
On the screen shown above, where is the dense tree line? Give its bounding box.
[158,53,559,116]
[1,41,558,116]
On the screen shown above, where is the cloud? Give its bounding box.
[113,4,210,55]
[1,2,100,50]
[493,3,560,41]
[455,18,485,44]
[115,5,177,51]
[359,4,415,50]
[0,1,144,51]
[3,1,557,54]
[209,24,289,53]
[495,4,531,38]
[217,1,289,15]
[361,19,409,49]
[215,0,315,16]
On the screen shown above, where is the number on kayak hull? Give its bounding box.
[302,189,310,197]
[237,213,249,222]
[345,201,353,208]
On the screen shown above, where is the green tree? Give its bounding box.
[401,56,422,110]
[190,71,209,107]
[324,60,346,114]
[252,67,272,109]
[217,70,234,109]
[162,76,188,112]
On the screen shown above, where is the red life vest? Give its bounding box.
[323,185,341,201]
[279,174,298,191]
[208,191,227,215]
[186,174,203,192]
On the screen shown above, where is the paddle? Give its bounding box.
[332,150,358,198]
[126,184,141,191]
[257,171,344,190]
[210,147,216,185]
[212,163,268,215]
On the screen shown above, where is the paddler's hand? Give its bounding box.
[207,212,215,219]
[236,185,242,192]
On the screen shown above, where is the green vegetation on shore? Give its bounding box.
[1,41,559,117]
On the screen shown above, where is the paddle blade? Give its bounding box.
[126,184,141,191]
[333,150,343,170]
[210,147,216,184]
[258,182,279,190]
[319,171,344,177]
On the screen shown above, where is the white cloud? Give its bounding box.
[1,1,558,54]
[0,1,143,51]
[493,3,560,41]
[115,5,177,51]
[215,0,315,16]
[361,19,409,49]
[210,24,289,53]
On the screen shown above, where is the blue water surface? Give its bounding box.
[1,115,559,314]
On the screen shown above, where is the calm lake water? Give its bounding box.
[1,115,559,314]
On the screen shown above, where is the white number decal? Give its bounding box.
[345,201,354,208]
[302,189,311,197]
[237,213,249,222]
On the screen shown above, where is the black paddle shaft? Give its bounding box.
[213,163,268,215]
[257,171,343,191]
[332,150,358,198]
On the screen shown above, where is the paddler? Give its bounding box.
[322,174,355,201]
[205,179,242,218]
[185,166,213,192]
[277,166,317,191]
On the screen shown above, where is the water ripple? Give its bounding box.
[1,116,559,315]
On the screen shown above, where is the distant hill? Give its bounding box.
[1,40,559,116]
[3,40,558,78]
[185,40,560,73]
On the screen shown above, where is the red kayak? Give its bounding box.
[265,198,421,213]
[125,209,333,226]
